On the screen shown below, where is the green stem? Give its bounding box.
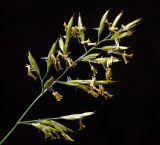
[82,44,92,68]
[19,116,69,124]
[18,122,33,126]
[0,123,17,145]
[0,92,44,145]
[43,69,50,81]
[96,37,112,46]
[40,81,44,93]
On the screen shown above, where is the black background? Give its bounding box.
[0,0,160,145]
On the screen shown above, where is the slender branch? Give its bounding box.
[0,92,44,145]
[19,116,71,124]
[18,122,33,126]
[43,69,50,81]
[82,43,92,68]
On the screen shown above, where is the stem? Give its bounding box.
[0,92,44,145]
[40,80,44,93]
[96,37,112,46]
[82,44,92,68]
[18,122,32,126]
[0,124,17,145]
[42,69,49,81]
[19,116,69,124]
